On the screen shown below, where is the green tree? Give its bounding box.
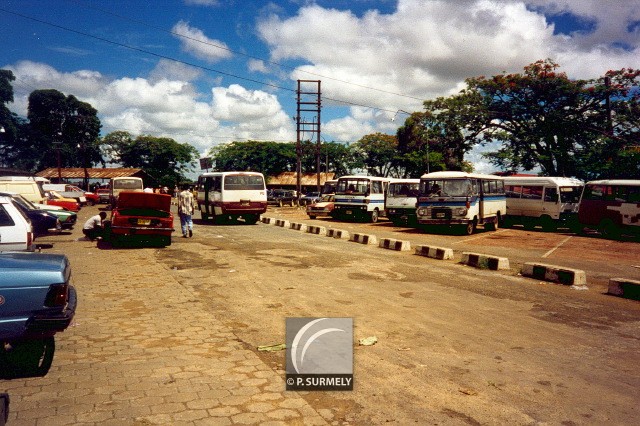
[103,131,198,187]
[25,89,103,175]
[350,133,398,177]
[0,69,17,166]
[396,112,445,177]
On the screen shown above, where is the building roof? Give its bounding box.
[267,172,335,186]
[36,167,146,179]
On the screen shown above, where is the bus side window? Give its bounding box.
[213,176,222,192]
[544,187,559,203]
[483,181,490,194]
[371,181,382,194]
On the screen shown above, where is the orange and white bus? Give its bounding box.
[578,179,640,239]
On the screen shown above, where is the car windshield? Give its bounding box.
[12,194,36,210]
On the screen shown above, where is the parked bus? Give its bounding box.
[196,171,267,225]
[417,171,505,235]
[322,179,338,195]
[332,176,390,222]
[385,178,420,227]
[578,179,640,239]
[109,177,143,207]
[504,176,583,231]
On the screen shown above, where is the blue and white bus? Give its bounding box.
[417,171,506,235]
[332,175,390,223]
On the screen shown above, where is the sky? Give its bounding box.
[1,0,639,174]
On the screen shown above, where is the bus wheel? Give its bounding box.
[485,221,498,231]
[464,220,476,235]
[370,209,379,223]
[540,216,557,232]
[243,215,258,225]
[599,219,621,240]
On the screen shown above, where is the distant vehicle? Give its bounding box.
[0,192,61,237]
[300,192,322,206]
[109,177,144,208]
[0,252,77,379]
[267,189,297,207]
[504,176,583,231]
[306,194,335,219]
[385,179,420,227]
[45,190,80,212]
[42,184,87,206]
[197,172,267,224]
[106,191,175,247]
[0,195,33,251]
[322,179,338,195]
[578,179,640,239]
[0,177,47,204]
[332,176,389,222]
[96,188,110,204]
[417,171,506,235]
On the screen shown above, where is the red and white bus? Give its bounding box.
[578,179,640,238]
[196,171,267,225]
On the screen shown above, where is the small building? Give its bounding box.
[35,167,149,190]
[267,172,335,194]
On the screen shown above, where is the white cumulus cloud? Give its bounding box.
[172,20,233,63]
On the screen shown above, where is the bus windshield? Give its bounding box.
[336,179,369,195]
[223,174,264,190]
[559,186,582,203]
[113,179,143,190]
[420,179,474,197]
[388,182,419,197]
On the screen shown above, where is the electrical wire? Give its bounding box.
[67,0,425,102]
[0,6,416,116]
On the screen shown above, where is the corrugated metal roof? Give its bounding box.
[36,168,145,179]
[267,172,335,186]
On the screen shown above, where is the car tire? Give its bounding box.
[0,337,55,379]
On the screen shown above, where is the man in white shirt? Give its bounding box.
[83,211,107,241]
[178,184,195,238]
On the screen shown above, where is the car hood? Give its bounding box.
[310,201,334,208]
[116,191,172,211]
[0,252,70,287]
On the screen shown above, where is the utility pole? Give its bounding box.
[296,80,322,202]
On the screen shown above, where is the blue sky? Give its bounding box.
[1,0,639,173]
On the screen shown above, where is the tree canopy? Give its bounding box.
[102,131,199,188]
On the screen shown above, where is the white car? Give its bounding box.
[0,195,34,251]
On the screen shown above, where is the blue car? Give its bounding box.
[0,252,77,379]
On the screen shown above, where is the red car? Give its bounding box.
[45,191,80,212]
[106,191,174,247]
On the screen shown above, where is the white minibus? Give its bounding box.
[417,171,505,235]
[109,177,144,207]
[333,176,390,223]
[503,176,583,231]
[196,171,267,225]
[385,178,420,226]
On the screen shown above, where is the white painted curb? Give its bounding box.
[326,228,350,239]
[306,225,327,236]
[461,252,510,270]
[349,233,377,245]
[608,278,640,300]
[521,262,586,285]
[414,245,454,260]
[289,222,308,232]
[379,238,411,251]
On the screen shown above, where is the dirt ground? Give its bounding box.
[24,204,639,425]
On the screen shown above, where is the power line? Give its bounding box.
[0,6,409,116]
[67,0,424,102]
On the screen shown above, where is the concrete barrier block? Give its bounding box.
[608,278,640,300]
[274,219,290,228]
[521,262,586,285]
[414,245,454,260]
[379,238,411,251]
[290,222,308,232]
[326,228,350,239]
[306,225,327,236]
[260,216,273,224]
[349,233,377,245]
[462,252,510,270]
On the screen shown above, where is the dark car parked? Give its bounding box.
[0,192,61,237]
[267,189,297,207]
[0,252,77,379]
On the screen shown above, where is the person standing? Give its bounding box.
[178,184,195,238]
[83,211,107,241]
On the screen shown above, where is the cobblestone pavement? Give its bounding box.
[2,216,327,425]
